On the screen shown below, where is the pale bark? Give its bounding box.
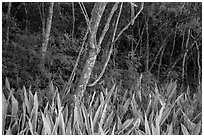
[74,3,107,102]
[41,2,54,58]
[39,2,54,79]
[181,29,190,83]
[195,42,201,86]
[71,2,143,105]
[6,2,12,46]
[63,29,89,97]
[145,17,149,72]
[89,2,144,87]
[89,2,120,87]
[38,3,45,40]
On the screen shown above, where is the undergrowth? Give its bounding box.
[2,75,202,135]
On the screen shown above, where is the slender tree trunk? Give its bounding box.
[158,45,165,78]
[73,3,107,102]
[40,2,54,79]
[72,2,75,44]
[195,41,201,86]
[150,40,166,72]
[62,2,143,119]
[145,17,149,72]
[41,2,54,59]
[39,3,45,39]
[89,2,120,87]
[181,29,190,84]
[6,2,12,46]
[23,2,28,31]
[170,23,178,63]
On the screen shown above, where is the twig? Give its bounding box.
[79,2,91,32]
[149,40,165,72]
[114,2,144,42]
[72,2,75,49]
[145,16,149,72]
[132,24,145,56]
[98,3,119,47]
[181,29,190,83]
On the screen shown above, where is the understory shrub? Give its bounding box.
[2,76,202,135]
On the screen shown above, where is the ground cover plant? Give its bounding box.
[2,76,202,135]
[2,2,202,135]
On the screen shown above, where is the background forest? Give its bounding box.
[2,2,202,135]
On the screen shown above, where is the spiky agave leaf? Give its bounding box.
[125,117,141,135]
[98,122,105,135]
[73,102,83,134]
[120,98,130,118]
[181,123,190,135]
[116,115,122,134]
[5,77,11,91]
[28,89,34,109]
[52,107,65,135]
[144,114,151,135]
[23,86,31,115]
[117,118,134,134]
[151,122,157,135]
[81,102,91,134]
[89,112,94,134]
[160,93,184,126]
[30,92,39,133]
[111,123,116,135]
[65,113,73,135]
[103,110,114,132]
[20,102,27,131]
[40,111,52,135]
[166,123,173,135]
[2,93,8,132]
[191,120,201,135]
[11,94,18,128]
[28,118,34,135]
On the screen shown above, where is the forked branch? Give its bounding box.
[89,2,144,87]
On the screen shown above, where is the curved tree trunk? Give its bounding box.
[63,3,143,120]
[74,2,107,102]
[72,2,144,104]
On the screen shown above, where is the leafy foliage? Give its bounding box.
[2,78,202,135]
[2,2,202,135]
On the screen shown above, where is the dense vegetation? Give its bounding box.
[2,2,202,135]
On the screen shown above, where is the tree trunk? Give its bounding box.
[40,2,54,79]
[38,2,46,41]
[181,29,190,84]
[6,2,12,46]
[145,17,149,72]
[41,2,54,59]
[73,2,107,102]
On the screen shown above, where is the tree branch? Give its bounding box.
[89,2,121,87]
[74,2,107,102]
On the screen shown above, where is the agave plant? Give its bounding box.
[2,77,202,135]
